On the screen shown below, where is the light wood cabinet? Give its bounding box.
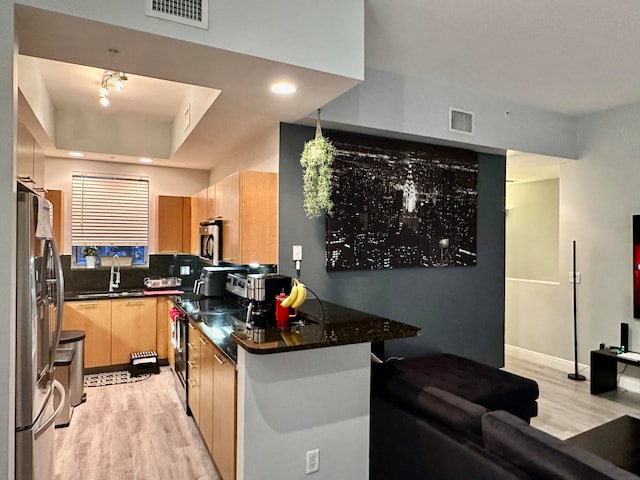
[156,296,170,360]
[216,171,277,264]
[212,344,237,480]
[17,121,45,191]
[200,338,215,453]
[190,187,209,255]
[63,300,112,368]
[45,190,64,249]
[157,196,191,253]
[187,321,201,424]
[111,297,157,364]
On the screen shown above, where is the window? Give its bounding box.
[71,172,149,267]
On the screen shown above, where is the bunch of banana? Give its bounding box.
[280,278,307,309]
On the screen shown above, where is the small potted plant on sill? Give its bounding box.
[82,246,98,269]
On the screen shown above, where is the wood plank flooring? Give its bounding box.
[504,352,640,440]
[54,367,220,480]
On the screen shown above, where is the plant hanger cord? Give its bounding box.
[316,108,322,139]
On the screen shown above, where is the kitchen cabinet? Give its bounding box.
[187,321,201,424]
[111,297,157,365]
[45,189,64,249]
[17,121,45,191]
[157,196,191,253]
[190,187,209,255]
[216,171,277,264]
[156,296,170,360]
[63,300,112,368]
[200,337,215,453]
[212,344,237,480]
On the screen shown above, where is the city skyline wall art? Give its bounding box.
[325,131,478,271]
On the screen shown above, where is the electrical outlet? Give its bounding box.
[293,245,303,261]
[569,272,581,284]
[180,265,190,275]
[306,448,319,474]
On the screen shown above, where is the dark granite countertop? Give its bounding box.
[64,288,188,301]
[231,299,421,355]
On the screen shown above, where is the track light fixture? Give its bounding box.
[98,70,128,107]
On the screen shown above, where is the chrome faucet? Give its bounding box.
[109,254,121,292]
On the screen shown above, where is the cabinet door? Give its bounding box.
[200,338,215,453]
[240,171,277,264]
[111,298,157,365]
[157,196,186,253]
[63,300,112,368]
[219,172,241,263]
[212,346,237,480]
[187,322,201,423]
[207,184,216,219]
[32,139,45,189]
[16,122,34,184]
[156,296,169,360]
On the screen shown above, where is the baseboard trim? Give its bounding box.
[505,344,589,376]
[505,344,640,394]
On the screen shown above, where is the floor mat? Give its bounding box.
[84,370,151,387]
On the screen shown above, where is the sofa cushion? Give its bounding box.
[389,354,539,415]
[482,411,638,480]
[385,374,487,438]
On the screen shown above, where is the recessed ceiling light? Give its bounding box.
[68,151,85,158]
[270,83,297,95]
[138,157,154,164]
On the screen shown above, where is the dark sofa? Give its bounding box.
[370,366,638,479]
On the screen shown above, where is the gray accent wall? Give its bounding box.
[278,123,507,367]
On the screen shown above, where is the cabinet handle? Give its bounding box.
[187,343,195,350]
[199,338,206,346]
[188,323,195,330]
[187,379,198,388]
[187,360,197,368]
[76,303,98,308]
[213,353,225,365]
[125,300,146,305]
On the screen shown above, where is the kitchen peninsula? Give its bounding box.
[181,297,420,480]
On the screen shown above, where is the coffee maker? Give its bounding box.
[245,274,291,340]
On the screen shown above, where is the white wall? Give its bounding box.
[322,68,579,160]
[237,343,371,480]
[0,4,16,478]
[506,179,559,282]
[45,158,210,254]
[19,0,364,80]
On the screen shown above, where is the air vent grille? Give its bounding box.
[145,0,209,29]
[449,107,475,136]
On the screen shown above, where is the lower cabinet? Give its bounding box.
[63,300,112,368]
[188,322,237,480]
[63,297,159,368]
[111,298,157,364]
[187,322,201,424]
[212,345,237,480]
[156,296,170,360]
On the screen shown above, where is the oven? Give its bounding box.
[199,219,222,265]
[168,300,188,412]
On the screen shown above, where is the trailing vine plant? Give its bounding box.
[300,109,336,219]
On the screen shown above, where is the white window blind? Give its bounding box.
[72,173,149,246]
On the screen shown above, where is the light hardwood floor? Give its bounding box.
[54,367,220,480]
[504,352,640,440]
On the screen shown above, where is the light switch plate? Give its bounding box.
[293,245,303,261]
[180,265,190,275]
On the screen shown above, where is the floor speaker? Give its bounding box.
[621,323,629,352]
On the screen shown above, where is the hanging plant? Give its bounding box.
[300,109,336,219]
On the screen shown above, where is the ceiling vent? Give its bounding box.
[449,107,475,136]
[145,0,209,29]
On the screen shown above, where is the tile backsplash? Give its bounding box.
[62,254,204,293]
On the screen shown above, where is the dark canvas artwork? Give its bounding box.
[325,132,478,271]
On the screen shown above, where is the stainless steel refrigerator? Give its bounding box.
[16,183,65,479]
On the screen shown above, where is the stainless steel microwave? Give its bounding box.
[199,219,222,265]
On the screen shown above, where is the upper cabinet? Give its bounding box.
[190,187,210,254]
[216,171,277,265]
[17,121,45,191]
[157,196,191,253]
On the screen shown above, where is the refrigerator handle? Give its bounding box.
[34,380,65,440]
[47,238,65,363]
